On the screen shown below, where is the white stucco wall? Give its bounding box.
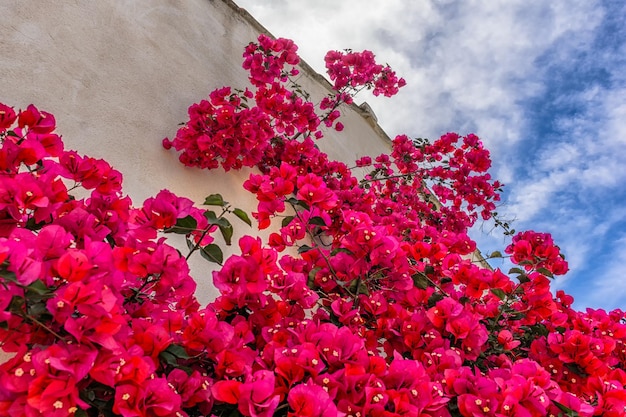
[0,0,394,306]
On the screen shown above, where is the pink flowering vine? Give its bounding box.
[1,34,625,417]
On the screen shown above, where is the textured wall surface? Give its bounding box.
[0,0,392,306]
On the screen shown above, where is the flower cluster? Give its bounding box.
[162,87,275,171]
[324,49,406,97]
[3,35,626,417]
[164,35,407,172]
[0,104,226,416]
[243,34,300,87]
[505,230,569,276]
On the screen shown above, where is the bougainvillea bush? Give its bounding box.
[1,34,625,417]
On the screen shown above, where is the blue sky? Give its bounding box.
[235,0,626,311]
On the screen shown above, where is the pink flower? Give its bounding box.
[505,231,569,276]
[287,382,338,417]
[0,103,17,130]
[497,330,521,351]
[212,379,242,405]
[238,370,279,417]
[18,104,56,134]
[26,372,88,417]
[296,173,338,211]
[56,250,92,282]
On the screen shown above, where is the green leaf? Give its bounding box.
[509,267,530,283]
[552,400,579,417]
[488,251,503,258]
[348,279,369,296]
[25,217,45,231]
[533,326,551,338]
[26,279,49,296]
[286,197,310,210]
[506,311,526,321]
[28,302,50,317]
[536,267,554,278]
[281,216,295,227]
[218,220,234,246]
[159,351,177,366]
[309,216,327,227]
[105,234,116,248]
[330,247,354,256]
[204,194,226,206]
[8,295,25,311]
[490,288,507,300]
[6,130,19,137]
[203,210,218,223]
[298,244,313,254]
[307,267,321,289]
[458,296,470,305]
[427,292,445,309]
[233,208,252,226]
[164,344,189,359]
[0,269,17,283]
[412,273,429,290]
[216,217,231,228]
[164,215,197,234]
[201,244,223,264]
[26,280,54,305]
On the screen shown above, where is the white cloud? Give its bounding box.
[536,142,582,171]
[576,234,626,310]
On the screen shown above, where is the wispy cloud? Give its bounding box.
[575,234,626,311]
